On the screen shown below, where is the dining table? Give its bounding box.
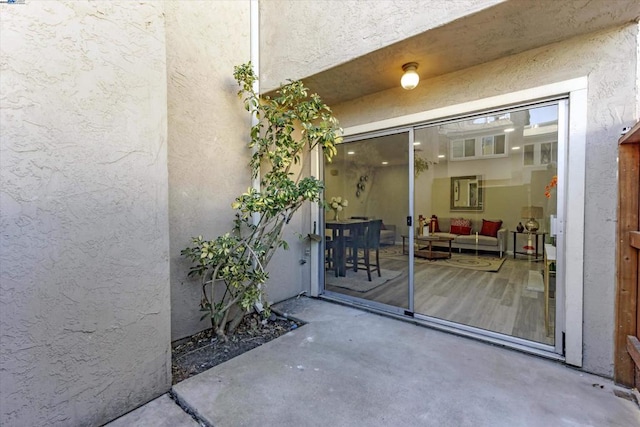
[325,218,369,277]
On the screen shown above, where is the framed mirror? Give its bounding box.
[450,175,483,211]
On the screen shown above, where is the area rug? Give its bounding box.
[379,245,408,258]
[441,255,505,272]
[526,270,544,292]
[325,268,402,293]
[378,245,505,272]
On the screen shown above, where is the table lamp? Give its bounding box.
[521,206,543,232]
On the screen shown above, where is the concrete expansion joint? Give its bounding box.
[168,389,211,427]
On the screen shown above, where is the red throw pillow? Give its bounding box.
[450,218,472,235]
[480,219,502,237]
[451,225,472,235]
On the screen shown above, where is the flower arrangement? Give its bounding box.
[328,196,348,220]
[544,175,558,198]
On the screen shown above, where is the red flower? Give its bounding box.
[544,175,558,199]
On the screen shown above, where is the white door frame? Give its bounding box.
[316,78,587,366]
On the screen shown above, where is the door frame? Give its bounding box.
[315,78,587,365]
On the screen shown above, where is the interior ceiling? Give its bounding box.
[287,0,640,106]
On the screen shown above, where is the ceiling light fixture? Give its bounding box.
[401,62,419,90]
[347,151,355,155]
[438,154,445,158]
[504,127,515,133]
[381,161,389,165]
[512,146,521,150]
[413,142,421,146]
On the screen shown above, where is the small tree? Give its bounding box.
[181,63,341,340]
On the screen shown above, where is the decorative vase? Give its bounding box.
[333,210,339,221]
[516,222,524,233]
[525,218,539,233]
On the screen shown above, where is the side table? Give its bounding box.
[512,231,546,259]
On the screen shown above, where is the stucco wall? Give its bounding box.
[331,24,639,377]
[0,2,170,426]
[166,1,253,341]
[263,158,314,307]
[259,0,504,90]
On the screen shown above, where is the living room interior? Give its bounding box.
[323,103,559,347]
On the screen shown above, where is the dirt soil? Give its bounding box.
[171,313,300,384]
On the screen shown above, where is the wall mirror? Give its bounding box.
[450,175,484,211]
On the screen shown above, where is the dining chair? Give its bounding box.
[347,219,382,281]
[325,236,338,276]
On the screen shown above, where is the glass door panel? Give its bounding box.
[412,105,560,346]
[323,132,411,311]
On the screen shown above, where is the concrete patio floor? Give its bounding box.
[108,297,639,427]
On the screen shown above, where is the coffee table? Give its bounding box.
[402,235,454,260]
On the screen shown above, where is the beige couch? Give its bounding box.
[380,224,396,246]
[429,217,507,257]
[348,217,396,246]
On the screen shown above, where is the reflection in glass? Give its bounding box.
[323,103,560,347]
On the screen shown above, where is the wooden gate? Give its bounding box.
[615,121,640,387]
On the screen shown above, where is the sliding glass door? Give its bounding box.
[411,104,561,347]
[322,131,412,313]
[321,101,564,354]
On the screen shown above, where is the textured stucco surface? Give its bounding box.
[0,2,171,426]
[0,6,635,427]
[167,1,322,342]
[166,1,252,341]
[262,157,314,307]
[331,25,639,377]
[260,0,504,89]
[261,0,640,106]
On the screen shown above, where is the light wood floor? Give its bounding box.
[325,246,555,345]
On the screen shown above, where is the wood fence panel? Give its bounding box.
[615,123,640,387]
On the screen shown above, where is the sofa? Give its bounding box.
[427,217,507,257]
[380,223,396,246]
[349,217,396,246]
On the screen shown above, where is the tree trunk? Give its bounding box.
[227,304,245,335]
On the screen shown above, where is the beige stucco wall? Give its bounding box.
[0,5,635,427]
[331,24,639,377]
[0,2,170,426]
[262,155,315,307]
[259,0,504,90]
[168,1,325,341]
[166,1,252,341]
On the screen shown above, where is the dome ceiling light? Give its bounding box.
[401,62,420,90]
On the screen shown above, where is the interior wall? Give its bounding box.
[369,166,410,234]
[325,156,410,235]
[332,24,639,377]
[428,153,555,244]
[326,146,552,245]
[0,2,170,426]
[166,1,252,341]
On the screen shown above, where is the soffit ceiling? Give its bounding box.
[282,0,640,106]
